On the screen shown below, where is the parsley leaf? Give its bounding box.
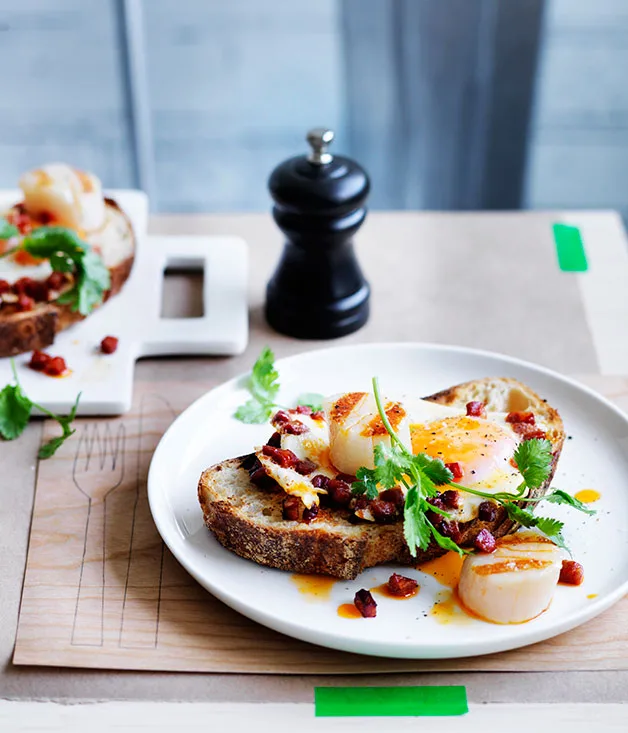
[17,227,110,316]
[352,466,380,500]
[296,392,324,412]
[0,217,19,240]
[513,437,553,489]
[542,489,596,516]
[0,361,80,458]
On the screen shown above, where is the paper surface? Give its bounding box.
[12,378,628,674]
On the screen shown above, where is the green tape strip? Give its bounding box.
[314,685,468,717]
[553,223,588,272]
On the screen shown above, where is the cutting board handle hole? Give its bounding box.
[161,258,205,318]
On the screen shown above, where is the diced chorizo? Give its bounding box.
[301,503,319,523]
[466,401,486,418]
[440,489,461,509]
[478,501,497,522]
[294,458,317,475]
[261,445,299,468]
[100,336,119,354]
[327,478,352,507]
[445,461,463,480]
[354,589,377,618]
[506,411,535,425]
[44,356,67,376]
[474,528,497,553]
[559,560,584,586]
[29,350,51,371]
[282,496,301,521]
[387,573,419,597]
[369,499,397,524]
[379,487,404,508]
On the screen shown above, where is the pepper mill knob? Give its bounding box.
[265,127,370,339]
[307,127,334,165]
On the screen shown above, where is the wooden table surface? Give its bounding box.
[2,211,627,724]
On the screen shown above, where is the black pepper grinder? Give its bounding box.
[265,127,370,339]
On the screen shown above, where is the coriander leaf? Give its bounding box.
[0,383,33,440]
[248,346,279,405]
[352,467,379,500]
[234,399,274,424]
[296,392,324,412]
[21,226,110,316]
[373,442,410,488]
[411,453,453,486]
[234,347,281,424]
[535,515,565,538]
[504,502,539,529]
[0,217,18,240]
[505,502,568,549]
[403,486,432,556]
[38,431,75,459]
[542,489,596,516]
[513,437,553,489]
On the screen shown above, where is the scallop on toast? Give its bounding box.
[198,376,565,580]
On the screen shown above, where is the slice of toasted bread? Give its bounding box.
[198,377,565,579]
[0,197,135,357]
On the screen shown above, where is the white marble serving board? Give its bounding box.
[0,190,248,415]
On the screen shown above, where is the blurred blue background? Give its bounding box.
[0,0,627,216]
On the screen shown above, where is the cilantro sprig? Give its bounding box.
[0,226,110,315]
[233,347,323,423]
[354,377,595,555]
[352,379,467,556]
[0,360,81,458]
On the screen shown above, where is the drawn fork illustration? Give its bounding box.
[71,422,126,646]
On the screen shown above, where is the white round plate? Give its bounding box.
[148,343,628,658]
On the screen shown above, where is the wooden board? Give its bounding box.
[13,376,628,673]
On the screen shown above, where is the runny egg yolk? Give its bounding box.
[410,416,518,486]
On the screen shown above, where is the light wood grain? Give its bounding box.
[13,375,628,673]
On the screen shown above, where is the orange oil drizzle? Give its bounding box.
[337,603,362,619]
[290,574,336,601]
[417,552,465,588]
[429,590,474,625]
[574,489,601,504]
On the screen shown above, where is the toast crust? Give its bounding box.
[198,377,565,579]
[0,197,135,357]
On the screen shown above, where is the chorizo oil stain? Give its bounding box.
[418,552,465,588]
[429,590,474,625]
[337,603,362,619]
[574,489,601,504]
[290,574,336,601]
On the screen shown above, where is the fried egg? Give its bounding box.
[407,400,524,521]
